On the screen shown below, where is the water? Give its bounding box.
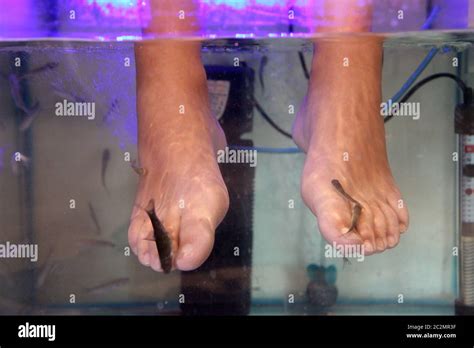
[0,0,473,316]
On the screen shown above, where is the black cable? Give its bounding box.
[384,73,472,123]
[252,97,293,139]
[298,51,310,80]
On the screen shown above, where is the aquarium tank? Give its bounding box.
[0,0,473,331]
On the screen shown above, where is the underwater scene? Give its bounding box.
[0,0,473,326]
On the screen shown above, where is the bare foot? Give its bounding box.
[128,41,229,271]
[293,37,409,255]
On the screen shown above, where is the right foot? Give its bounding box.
[128,41,229,272]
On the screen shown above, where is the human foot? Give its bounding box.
[293,37,409,255]
[129,41,229,272]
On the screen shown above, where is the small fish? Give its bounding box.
[88,202,101,234]
[146,200,173,274]
[331,179,363,234]
[101,149,110,192]
[22,61,58,78]
[258,55,268,90]
[84,277,129,295]
[131,159,147,176]
[8,74,30,114]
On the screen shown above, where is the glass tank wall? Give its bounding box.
[0,0,473,40]
[0,0,473,316]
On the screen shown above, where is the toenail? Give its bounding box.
[178,244,193,259]
[400,224,407,233]
[141,252,150,266]
[387,235,396,246]
[376,239,385,251]
[363,241,373,253]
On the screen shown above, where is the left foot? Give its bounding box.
[129,41,229,272]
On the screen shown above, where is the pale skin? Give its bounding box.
[128,0,410,272]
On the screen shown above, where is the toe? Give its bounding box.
[137,239,151,266]
[148,241,163,272]
[378,201,401,248]
[371,203,388,252]
[387,191,409,233]
[354,203,376,255]
[176,214,215,271]
[313,196,363,247]
[128,212,150,255]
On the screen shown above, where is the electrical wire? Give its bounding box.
[384,73,472,123]
[253,97,293,139]
[421,4,441,30]
[298,51,310,80]
[388,47,439,104]
[245,4,443,153]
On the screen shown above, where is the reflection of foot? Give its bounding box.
[293,38,409,255]
[128,42,229,272]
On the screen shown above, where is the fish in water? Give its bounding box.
[331,179,363,234]
[1,62,58,114]
[146,200,173,274]
[131,159,147,176]
[84,277,129,295]
[88,201,101,234]
[101,149,110,192]
[22,62,58,78]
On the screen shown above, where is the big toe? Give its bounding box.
[176,214,215,271]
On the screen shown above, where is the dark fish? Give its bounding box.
[22,61,58,78]
[146,200,172,274]
[8,74,30,114]
[88,202,101,234]
[131,159,146,176]
[258,55,268,90]
[331,179,363,234]
[101,149,110,192]
[84,277,129,295]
